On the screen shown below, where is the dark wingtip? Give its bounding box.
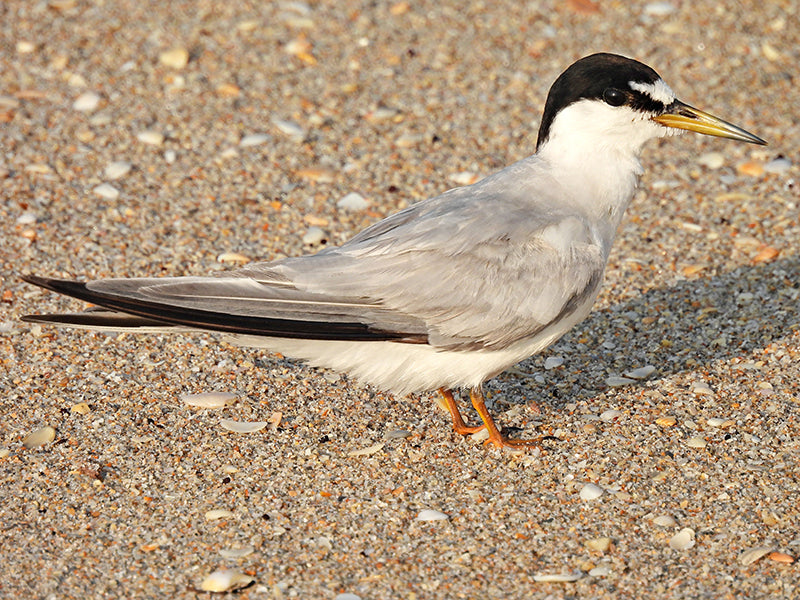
[22,275,94,300]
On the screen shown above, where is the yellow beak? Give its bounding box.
[653,101,766,145]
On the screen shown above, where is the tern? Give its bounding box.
[22,53,766,449]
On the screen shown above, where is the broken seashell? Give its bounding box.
[652,515,678,527]
[416,509,449,521]
[200,569,254,592]
[533,572,583,583]
[580,483,604,501]
[669,528,695,550]
[219,546,255,559]
[584,537,612,552]
[739,546,773,566]
[219,419,268,433]
[347,442,385,457]
[23,426,56,449]
[181,392,236,408]
[205,509,235,521]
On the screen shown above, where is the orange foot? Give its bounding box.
[438,387,543,450]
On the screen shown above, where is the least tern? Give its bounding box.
[22,53,765,449]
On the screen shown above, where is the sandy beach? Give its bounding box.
[1,1,798,597]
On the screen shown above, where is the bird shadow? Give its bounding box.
[501,254,799,409]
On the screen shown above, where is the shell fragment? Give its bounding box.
[200,569,254,592]
[219,419,268,433]
[23,426,56,449]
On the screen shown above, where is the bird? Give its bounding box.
[21,53,766,450]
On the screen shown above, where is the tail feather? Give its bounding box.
[21,275,426,343]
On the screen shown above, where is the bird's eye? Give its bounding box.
[602,88,626,107]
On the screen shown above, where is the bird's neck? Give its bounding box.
[536,136,645,251]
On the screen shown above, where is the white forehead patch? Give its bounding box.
[629,79,675,105]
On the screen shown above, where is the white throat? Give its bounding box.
[536,99,674,238]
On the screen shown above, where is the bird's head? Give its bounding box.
[535,53,765,155]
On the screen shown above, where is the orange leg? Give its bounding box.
[438,388,485,435]
[469,386,542,450]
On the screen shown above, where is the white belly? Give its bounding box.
[228,290,597,395]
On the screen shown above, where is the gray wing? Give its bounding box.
[235,156,607,349]
[24,156,606,349]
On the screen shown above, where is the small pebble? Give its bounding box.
[763,157,791,174]
[200,569,254,592]
[337,192,369,211]
[219,546,255,559]
[584,537,611,552]
[219,419,268,433]
[334,594,362,600]
[450,171,480,185]
[0,449,10,459]
[767,552,795,564]
[237,19,259,32]
[93,183,120,200]
[136,130,165,146]
[652,515,678,527]
[644,2,676,16]
[588,565,611,577]
[752,246,780,264]
[691,381,714,396]
[669,528,695,551]
[302,227,328,246]
[217,252,250,264]
[605,376,636,387]
[697,151,725,169]
[384,429,412,440]
[181,392,236,408]
[416,509,449,521]
[469,427,490,443]
[365,107,400,122]
[347,442,385,457]
[544,356,564,370]
[205,509,236,521]
[271,118,304,139]
[686,436,707,449]
[71,402,91,414]
[159,47,189,69]
[394,133,423,148]
[105,161,132,180]
[268,411,283,430]
[164,149,177,163]
[579,483,604,501]
[655,416,677,427]
[73,91,101,112]
[761,43,782,61]
[17,40,36,53]
[625,365,656,379]
[22,426,56,449]
[599,409,623,422]
[17,212,37,225]
[294,167,336,182]
[737,161,764,177]
[284,35,316,64]
[706,417,734,428]
[738,546,772,566]
[240,133,270,147]
[532,572,583,583]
